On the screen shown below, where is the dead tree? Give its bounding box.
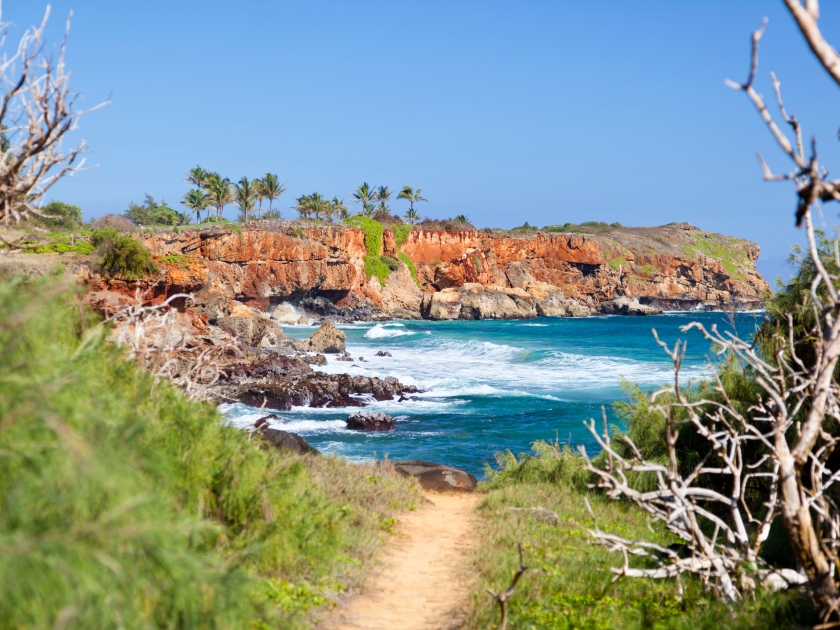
[578,1,840,621]
[0,5,105,249]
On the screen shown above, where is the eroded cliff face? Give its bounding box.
[400,225,769,310]
[137,222,770,320]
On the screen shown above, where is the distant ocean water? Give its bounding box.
[221,312,765,477]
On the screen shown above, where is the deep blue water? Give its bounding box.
[222,311,764,477]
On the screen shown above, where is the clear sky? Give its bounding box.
[6,1,840,282]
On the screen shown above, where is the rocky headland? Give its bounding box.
[131,220,769,322]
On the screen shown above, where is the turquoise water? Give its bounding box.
[222,312,764,476]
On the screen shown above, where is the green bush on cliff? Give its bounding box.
[393,223,412,249]
[0,276,417,629]
[346,216,393,285]
[91,228,158,281]
[397,252,420,286]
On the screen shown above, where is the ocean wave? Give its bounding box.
[364,324,415,339]
[521,323,548,327]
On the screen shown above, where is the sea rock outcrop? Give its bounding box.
[294,322,346,354]
[599,297,663,316]
[346,412,395,431]
[252,416,319,455]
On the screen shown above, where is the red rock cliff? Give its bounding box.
[141,222,770,317]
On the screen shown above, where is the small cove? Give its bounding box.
[223,311,764,476]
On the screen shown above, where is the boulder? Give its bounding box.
[346,412,395,431]
[217,315,267,346]
[386,460,477,492]
[252,416,319,455]
[525,281,592,317]
[375,350,392,357]
[381,263,423,315]
[258,320,289,349]
[301,353,327,366]
[294,321,347,353]
[600,297,663,316]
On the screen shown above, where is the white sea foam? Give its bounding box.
[364,323,415,339]
[521,323,548,327]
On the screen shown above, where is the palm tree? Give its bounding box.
[181,189,210,223]
[261,173,288,218]
[404,208,421,224]
[397,186,427,224]
[233,177,256,222]
[295,194,311,218]
[207,173,233,219]
[185,166,210,191]
[352,182,377,216]
[331,197,349,221]
[253,180,267,219]
[310,192,329,220]
[376,186,392,205]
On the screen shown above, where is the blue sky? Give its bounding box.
[7,1,840,282]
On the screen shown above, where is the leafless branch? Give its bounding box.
[0,5,107,248]
[486,543,529,630]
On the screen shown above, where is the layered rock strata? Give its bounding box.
[136,221,770,321]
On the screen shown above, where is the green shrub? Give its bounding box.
[158,252,190,268]
[345,216,384,257]
[482,441,592,493]
[364,255,392,285]
[91,229,158,281]
[380,255,401,271]
[124,194,180,226]
[512,221,538,231]
[201,215,229,224]
[36,201,83,230]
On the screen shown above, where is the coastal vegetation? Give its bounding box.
[0,275,418,629]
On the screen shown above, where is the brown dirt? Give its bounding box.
[321,492,480,630]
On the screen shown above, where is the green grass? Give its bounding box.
[682,234,755,281]
[158,252,191,268]
[608,256,629,271]
[468,443,816,629]
[393,223,412,250]
[0,276,418,629]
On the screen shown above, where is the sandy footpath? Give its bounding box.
[321,492,480,630]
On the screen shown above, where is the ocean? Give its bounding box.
[222,311,765,477]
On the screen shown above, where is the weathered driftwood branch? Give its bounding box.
[486,543,529,630]
[107,287,239,400]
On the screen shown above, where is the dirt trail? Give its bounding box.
[321,492,480,630]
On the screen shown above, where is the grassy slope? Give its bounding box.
[467,446,815,629]
[0,275,418,629]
